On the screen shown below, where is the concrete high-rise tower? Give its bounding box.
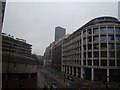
[55,26,66,41]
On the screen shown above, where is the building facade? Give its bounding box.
[55,26,66,41]
[62,16,120,82]
[2,33,38,88]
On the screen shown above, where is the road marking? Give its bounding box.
[45,80,50,88]
[42,70,68,87]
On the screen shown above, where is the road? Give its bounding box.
[37,66,68,88]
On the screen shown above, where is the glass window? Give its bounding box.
[83,31,87,36]
[117,60,120,66]
[88,60,92,65]
[100,27,107,34]
[94,52,99,57]
[116,44,120,49]
[101,51,107,57]
[116,36,120,41]
[93,44,99,49]
[83,38,86,44]
[93,36,99,42]
[88,44,92,50]
[93,60,99,66]
[100,36,107,41]
[83,60,86,65]
[79,53,81,58]
[87,29,92,35]
[108,43,114,49]
[101,43,107,49]
[83,45,86,50]
[88,52,92,58]
[107,27,114,33]
[109,60,115,66]
[115,27,120,33]
[101,60,107,66]
[93,28,99,34]
[117,51,120,58]
[108,35,114,41]
[109,51,115,57]
[83,52,86,58]
[88,36,92,42]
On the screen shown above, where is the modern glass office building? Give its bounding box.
[62,16,120,82]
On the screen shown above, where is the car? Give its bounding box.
[51,82,57,88]
[67,76,73,81]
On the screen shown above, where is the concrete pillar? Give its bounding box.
[91,68,94,81]
[76,67,78,77]
[107,68,109,82]
[29,73,31,79]
[69,66,71,74]
[81,68,84,79]
[72,67,74,75]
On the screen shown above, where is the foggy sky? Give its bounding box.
[2,1,118,55]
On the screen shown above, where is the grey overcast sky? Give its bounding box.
[2,1,118,55]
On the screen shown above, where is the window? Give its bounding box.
[108,35,114,41]
[108,43,114,49]
[101,43,107,49]
[93,36,99,42]
[100,36,107,41]
[88,36,92,42]
[94,52,99,57]
[107,27,114,33]
[88,44,92,50]
[101,60,107,66]
[93,44,99,49]
[116,44,120,49]
[79,53,81,58]
[83,31,87,36]
[109,60,115,66]
[79,60,81,65]
[83,52,86,58]
[117,51,120,58]
[83,38,86,44]
[93,28,99,34]
[116,36,120,41]
[88,52,92,58]
[83,60,86,65]
[83,45,86,50]
[117,60,120,66]
[87,29,92,35]
[93,60,99,66]
[100,27,107,34]
[115,27,120,33]
[88,60,92,65]
[101,51,107,57]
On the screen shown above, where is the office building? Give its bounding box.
[2,33,38,88]
[55,26,66,41]
[62,16,120,83]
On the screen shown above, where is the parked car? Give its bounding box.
[51,82,57,88]
[67,76,73,81]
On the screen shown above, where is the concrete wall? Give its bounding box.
[2,61,37,73]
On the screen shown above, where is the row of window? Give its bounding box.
[63,51,120,59]
[63,60,120,66]
[83,27,120,36]
[64,35,120,50]
[64,43,120,55]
